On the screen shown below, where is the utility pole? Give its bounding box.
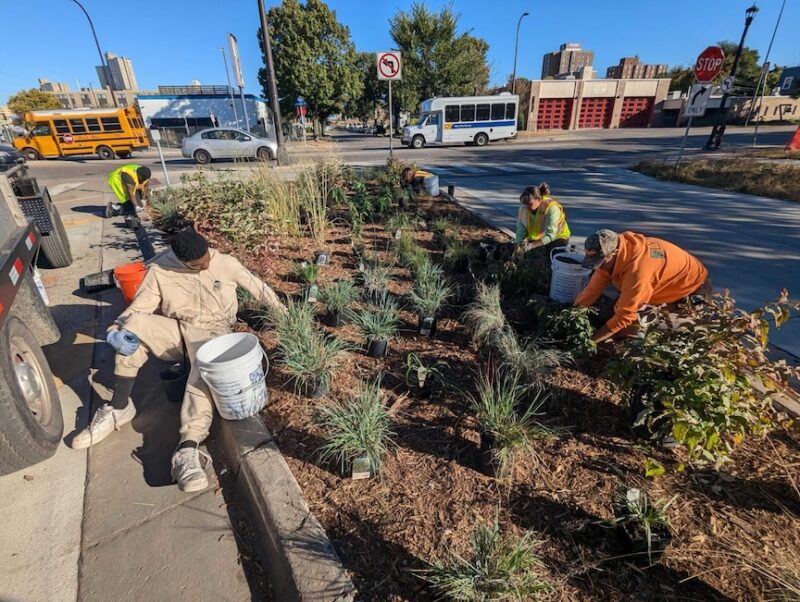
[752,0,787,146]
[70,0,117,107]
[220,47,240,128]
[704,4,758,150]
[511,12,529,95]
[258,0,289,165]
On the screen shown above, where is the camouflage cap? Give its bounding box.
[582,229,619,268]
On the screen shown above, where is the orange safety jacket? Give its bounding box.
[575,231,708,333]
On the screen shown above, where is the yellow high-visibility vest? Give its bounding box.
[519,197,571,242]
[108,164,146,203]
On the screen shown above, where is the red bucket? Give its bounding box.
[114,262,146,305]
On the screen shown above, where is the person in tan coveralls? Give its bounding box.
[72,230,284,492]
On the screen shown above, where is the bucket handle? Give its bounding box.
[199,347,269,396]
[550,243,579,262]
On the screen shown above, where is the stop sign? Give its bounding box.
[694,46,725,83]
[62,133,74,144]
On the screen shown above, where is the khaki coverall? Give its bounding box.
[112,249,283,443]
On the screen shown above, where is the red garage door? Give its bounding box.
[578,97,613,129]
[619,96,654,128]
[536,98,573,130]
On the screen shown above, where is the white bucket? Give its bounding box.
[423,174,440,197]
[549,245,592,304]
[196,333,269,420]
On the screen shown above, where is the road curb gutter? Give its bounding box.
[213,415,357,602]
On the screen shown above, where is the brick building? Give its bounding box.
[541,43,594,79]
[606,57,668,80]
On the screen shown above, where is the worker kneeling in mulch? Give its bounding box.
[513,182,572,280]
[575,228,711,344]
[71,230,286,492]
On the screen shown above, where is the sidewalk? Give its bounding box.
[0,199,261,600]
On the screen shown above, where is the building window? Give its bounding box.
[460,104,475,122]
[475,104,490,121]
[444,105,460,123]
[782,76,794,91]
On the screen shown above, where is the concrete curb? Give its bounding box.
[213,415,356,602]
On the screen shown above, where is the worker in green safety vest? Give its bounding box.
[514,182,571,253]
[106,164,151,218]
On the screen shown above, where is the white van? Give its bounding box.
[401,93,518,149]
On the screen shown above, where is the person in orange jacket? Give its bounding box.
[575,229,710,343]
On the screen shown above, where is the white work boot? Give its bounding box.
[171,447,211,493]
[71,401,135,449]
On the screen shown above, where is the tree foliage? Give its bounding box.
[7,88,62,120]
[345,52,388,122]
[258,0,363,129]
[389,2,490,113]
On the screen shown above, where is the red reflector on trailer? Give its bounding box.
[26,232,36,249]
[9,258,23,286]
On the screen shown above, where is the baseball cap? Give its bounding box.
[583,229,619,268]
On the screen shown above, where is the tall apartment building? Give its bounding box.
[606,57,667,80]
[96,52,138,91]
[38,78,71,92]
[541,43,594,79]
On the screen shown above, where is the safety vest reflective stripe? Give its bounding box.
[108,164,142,203]
[520,197,570,241]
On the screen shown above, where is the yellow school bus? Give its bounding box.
[13,107,150,161]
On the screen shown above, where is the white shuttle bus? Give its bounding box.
[401,93,518,149]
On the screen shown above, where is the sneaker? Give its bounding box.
[71,401,135,449]
[171,447,211,493]
[104,202,114,218]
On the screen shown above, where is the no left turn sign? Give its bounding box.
[377,52,402,81]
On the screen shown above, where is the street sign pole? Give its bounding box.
[150,128,170,186]
[388,79,393,158]
[675,116,694,168]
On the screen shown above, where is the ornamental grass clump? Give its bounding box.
[360,263,394,303]
[349,298,401,357]
[407,263,453,319]
[319,279,358,326]
[611,487,676,566]
[469,373,557,477]
[462,283,507,347]
[270,300,347,397]
[611,290,800,467]
[443,236,477,270]
[493,327,572,381]
[315,377,396,477]
[424,519,550,601]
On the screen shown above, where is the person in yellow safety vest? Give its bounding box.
[514,182,571,253]
[106,164,151,218]
[401,166,439,198]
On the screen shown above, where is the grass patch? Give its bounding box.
[634,158,800,202]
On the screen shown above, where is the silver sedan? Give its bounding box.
[181,128,277,164]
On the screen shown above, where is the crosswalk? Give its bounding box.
[419,161,561,177]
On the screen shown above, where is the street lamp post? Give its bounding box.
[704,4,758,150]
[69,0,117,107]
[219,47,241,128]
[511,11,530,95]
[258,0,289,165]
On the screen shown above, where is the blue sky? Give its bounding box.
[1,0,798,103]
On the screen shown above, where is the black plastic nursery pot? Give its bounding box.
[367,339,388,358]
[323,309,342,328]
[160,363,188,404]
[477,432,500,478]
[613,501,673,566]
[409,376,432,399]
[450,257,469,273]
[299,376,329,399]
[417,315,437,337]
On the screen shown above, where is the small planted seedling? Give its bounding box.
[443,237,477,273]
[430,216,457,246]
[360,263,394,305]
[319,279,358,327]
[387,212,411,239]
[349,298,401,358]
[462,283,507,347]
[469,373,557,478]
[493,327,572,380]
[407,262,453,336]
[315,377,396,479]
[611,488,676,566]
[405,353,447,398]
[424,519,550,600]
[292,260,321,303]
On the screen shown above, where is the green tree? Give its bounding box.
[668,42,768,94]
[7,88,62,120]
[389,2,490,114]
[258,0,362,134]
[668,66,695,93]
[345,52,387,123]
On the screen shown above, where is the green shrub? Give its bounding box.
[315,377,395,475]
[610,290,800,466]
[424,519,550,600]
[536,305,597,357]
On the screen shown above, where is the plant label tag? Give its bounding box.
[420,316,434,336]
[351,457,372,480]
[307,284,319,304]
[315,253,328,266]
[394,229,402,239]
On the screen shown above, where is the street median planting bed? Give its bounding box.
[151,159,800,601]
[634,157,800,202]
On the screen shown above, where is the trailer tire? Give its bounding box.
[0,316,63,476]
[38,202,73,269]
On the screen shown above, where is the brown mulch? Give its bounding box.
[196,198,800,601]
